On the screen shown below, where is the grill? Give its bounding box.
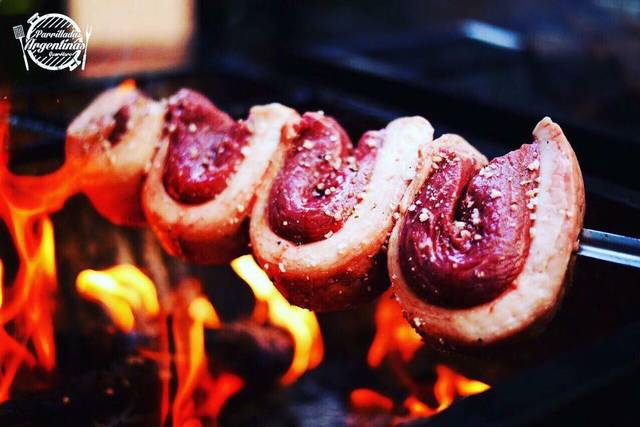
[2,49,640,427]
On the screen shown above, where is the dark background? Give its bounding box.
[2,0,640,143]
[1,2,640,426]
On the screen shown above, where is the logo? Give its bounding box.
[13,13,91,72]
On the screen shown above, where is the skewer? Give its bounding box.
[4,114,640,270]
[578,229,640,269]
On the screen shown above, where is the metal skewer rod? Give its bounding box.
[4,113,640,269]
[578,229,640,269]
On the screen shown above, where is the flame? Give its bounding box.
[350,366,490,421]
[368,290,422,368]
[350,388,394,412]
[0,197,58,401]
[403,395,437,418]
[354,292,490,421]
[172,295,217,424]
[231,255,324,385]
[172,289,243,427]
[0,79,136,215]
[0,94,248,424]
[76,271,244,426]
[0,99,58,401]
[403,365,490,417]
[0,261,3,309]
[118,79,137,92]
[0,92,490,424]
[438,364,490,397]
[76,264,159,332]
[74,255,325,424]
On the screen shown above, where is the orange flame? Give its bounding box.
[75,257,324,423]
[403,365,490,417]
[172,287,243,427]
[350,388,394,412]
[231,255,324,385]
[0,261,3,309]
[118,79,137,92]
[75,264,159,332]
[0,90,489,424]
[0,93,248,423]
[368,291,422,368]
[76,271,244,426]
[354,292,490,421]
[0,99,58,401]
[0,79,137,215]
[403,395,437,418]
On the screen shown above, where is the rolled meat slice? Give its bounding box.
[66,80,164,226]
[4,81,164,223]
[389,117,585,347]
[142,88,298,264]
[251,112,433,311]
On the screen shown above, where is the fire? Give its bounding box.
[172,289,243,427]
[0,93,322,424]
[0,78,136,215]
[76,264,159,332]
[118,78,137,91]
[350,388,394,412]
[231,255,324,385]
[368,290,422,367]
[403,395,436,417]
[0,261,3,309]
[75,269,244,426]
[352,291,490,421]
[74,256,324,425]
[0,101,59,401]
[0,87,486,425]
[403,364,489,417]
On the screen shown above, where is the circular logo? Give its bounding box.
[23,13,86,71]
